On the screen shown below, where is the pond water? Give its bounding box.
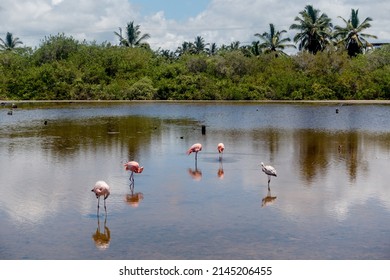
[0,101,389,260]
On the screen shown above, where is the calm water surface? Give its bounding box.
[0,101,389,259]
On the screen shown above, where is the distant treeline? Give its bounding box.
[0,34,389,101]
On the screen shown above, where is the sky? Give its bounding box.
[0,0,389,52]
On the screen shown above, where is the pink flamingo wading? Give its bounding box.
[124,161,144,184]
[217,143,225,160]
[187,143,202,161]
[91,180,110,210]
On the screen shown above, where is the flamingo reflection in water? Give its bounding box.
[261,186,277,207]
[217,162,224,179]
[91,180,110,214]
[188,167,202,181]
[92,211,111,250]
[124,161,144,185]
[125,184,144,208]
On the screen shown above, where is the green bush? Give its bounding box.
[0,35,389,101]
[126,77,156,100]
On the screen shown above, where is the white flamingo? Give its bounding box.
[91,180,110,211]
[261,162,277,186]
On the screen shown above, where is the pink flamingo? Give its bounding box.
[217,143,225,160]
[187,143,202,161]
[91,180,110,210]
[217,143,225,153]
[124,161,144,184]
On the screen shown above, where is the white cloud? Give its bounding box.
[51,0,63,5]
[0,0,138,46]
[0,0,388,50]
[141,0,389,51]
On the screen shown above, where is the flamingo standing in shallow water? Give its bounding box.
[187,143,202,161]
[91,180,110,211]
[217,143,225,160]
[124,161,144,185]
[261,162,277,186]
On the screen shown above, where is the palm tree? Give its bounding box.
[208,42,218,56]
[250,41,261,57]
[175,41,193,56]
[0,32,23,51]
[290,5,333,54]
[114,21,150,47]
[157,48,176,60]
[334,9,377,57]
[192,36,209,54]
[229,41,240,51]
[255,23,296,56]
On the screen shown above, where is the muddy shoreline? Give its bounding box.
[2,99,390,106]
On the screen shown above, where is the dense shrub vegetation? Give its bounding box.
[0,34,389,100]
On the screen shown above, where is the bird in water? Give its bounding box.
[91,180,110,211]
[261,162,277,186]
[187,143,202,161]
[217,143,225,161]
[124,161,144,185]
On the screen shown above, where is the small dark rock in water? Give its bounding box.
[180,136,184,139]
[7,110,13,115]
[44,121,48,125]
[336,108,339,114]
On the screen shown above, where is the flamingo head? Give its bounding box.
[136,166,144,173]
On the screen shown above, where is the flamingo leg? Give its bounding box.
[129,171,136,190]
[129,171,134,182]
[96,197,101,216]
